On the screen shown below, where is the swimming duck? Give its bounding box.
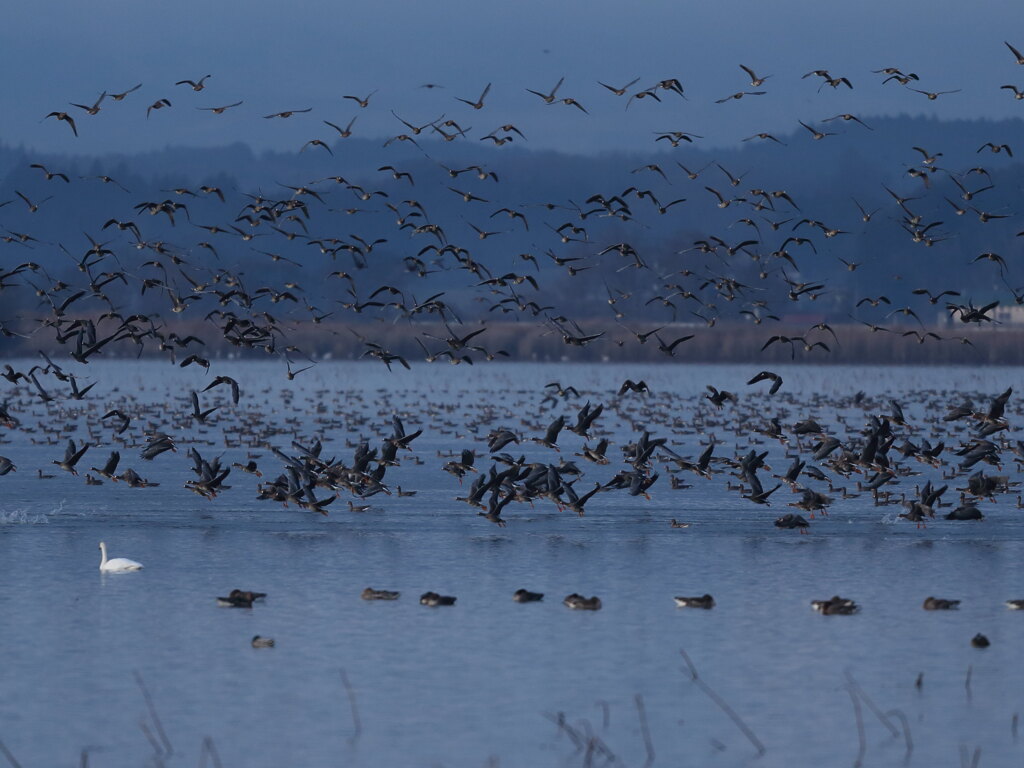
[362,587,400,600]
[669,519,690,528]
[420,591,456,606]
[513,588,544,602]
[811,595,859,615]
[1005,599,1024,610]
[945,505,984,520]
[251,635,275,648]
[674,594,715,609]
[217,589,267,607]
[923,596,960,610]
[971,633,990,648]
[563,593,602,610]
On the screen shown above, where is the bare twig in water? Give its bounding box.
[884,709,914,763]
[583,737,596,768]
[1012,712,1019,743]
[340,669,362,744]
[545,713,617,765]
[844,670,899,737]
[679,648,766,756]
[134,670,173,756]
[595,699,610,731]
[543,712,584,751]
[139,720,163,756]
[635,694,655,768]
[914,672,923,690]
[0,741,23,768]
[589,733,618,765]
[884,712,917,765]
[847,687,866,768]
[959,744,982,768]
[199,736,224,768]
[578,718,616,768]
[965,665,973,703]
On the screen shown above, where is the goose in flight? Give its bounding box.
[798,120,835,140]
[264,108,311,118]
[45,111,78,136]
[778,518,811,536]
[739,64,771,87]
[109,83,142,101]
[823,113,872,130]
[456,82,491,110]
[175,75,211,91]
[977,142,1012,156]
[323,116,357,137]
[29,163,69,183]
[746,370,783,394]
[598,77,639,96]
[908,87,960,100]
[526,77,564,103]
[715,90,765,103]
[70,92,106,115]
[343,90,377,108]
[54,439,89,475]
[98,541,143,572]
[146,98,172,118]
[742,132,786,145]
[198,101,243,114]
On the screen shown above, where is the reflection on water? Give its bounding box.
[0,361,1022,767]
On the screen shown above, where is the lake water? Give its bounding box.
[0,361,1022,767]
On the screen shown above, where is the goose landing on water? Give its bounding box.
[98,541,143,572]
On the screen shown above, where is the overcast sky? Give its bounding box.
[3,0,1022,156]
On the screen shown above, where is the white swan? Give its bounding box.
[98,541,144,572]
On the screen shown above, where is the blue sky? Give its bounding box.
[3,0,1022,155]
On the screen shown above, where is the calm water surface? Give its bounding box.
[1,362,1022,767]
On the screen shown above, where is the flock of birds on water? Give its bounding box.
[1,38,1024,768]
[96,535,1024,650]
[93,541,1023,650]
[2,49,1024,554]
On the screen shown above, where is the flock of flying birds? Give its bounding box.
[1,44,1024,533]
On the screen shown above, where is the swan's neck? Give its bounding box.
[99,542,107,566]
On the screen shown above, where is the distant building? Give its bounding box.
[991,305,1024,325]
[780,313,826,325]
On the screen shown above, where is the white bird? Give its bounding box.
[98,541,143,572]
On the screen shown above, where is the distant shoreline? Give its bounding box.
[1,320,1016,365]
